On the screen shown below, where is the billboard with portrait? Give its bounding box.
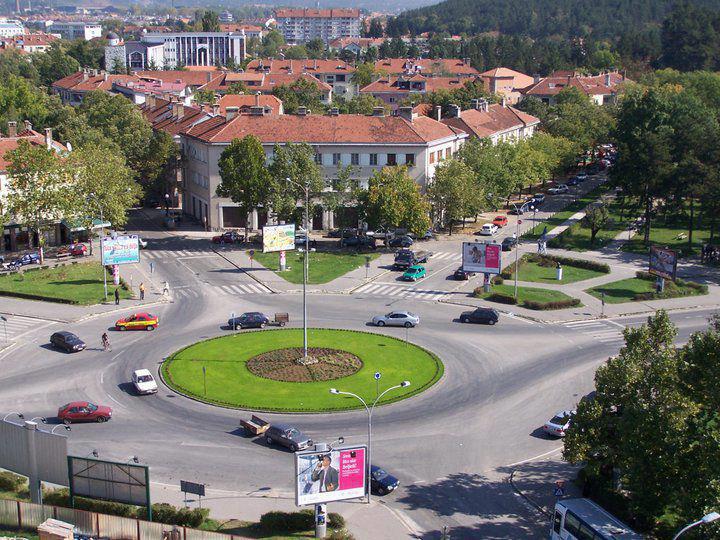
[649,246,677,281]
[101,235,140,265]
[262,224,295,253]
[462,242,502,274]
[295,445,367,506]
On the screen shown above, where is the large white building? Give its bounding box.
[0,19,25,38]
[274,8,361,44]
[47,21,102,41]
[105,31,246,71]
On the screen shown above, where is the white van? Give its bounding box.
[551,498,643,539]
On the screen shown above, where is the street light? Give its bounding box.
[329,381,410,504]
[2,412,23,422]
[509,202,534,301]
[672,511,720,540]
[88,193,107,301]
[49,425,71,435]
[285,176,311,362]
[0,315,7,343]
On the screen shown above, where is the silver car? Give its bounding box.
[371,311,420,328]
[543,410,575,437]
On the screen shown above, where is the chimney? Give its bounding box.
[449,104,461,118]
[249,105,265,116]
[463,57,470,66]
[212,104,220,116]
[206,71,213,82]
[372,106,385,117]
[7,121,17,137]
[103,71,108,81]
[226,106,239,119]
[255,91,261,107]
[146,94,156,108]
[501,96,507,108]
[24,120,32,132]
[397,106,415,123]
[297,106,308,116]
[475,98,489,112]
[44,128,53,150]
[434,105,442,121]
[328,107,339,116]
[604,73,611,86]
[533,73,540,84]
[471,98,479,110]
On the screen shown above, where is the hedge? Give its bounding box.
[634,271,708,300]
[526,253,610,273]
[259,510,346,533]
[475,289,517,304]
[523,298,582,310]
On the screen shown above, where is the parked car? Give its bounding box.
[131,369,158,395]
[50,331,86,353]
[57,401,112,424]
[417,229,436,241]
[328,228,358,238]
[576,171,588,181]
[9,252,39,269]
[370,465,400,495]
[371,311,420,328]
[228,312,270,330]
[388,235,414,248]
[543,410,575,437]
[115,313,159,331]
[501,237,518,251]
[567,177,579,186]
[402,265,426,281]
[548,184,569,194]
[478,223,499,236]
[492,216,508,228]
[459,307,500,325]
[533,193,546,205]
[340,236,376,249]
[295,234,317,248]
[508,207,524,215]
[265,423,313,452]
[211,231,243,244]
[454,267,475,280]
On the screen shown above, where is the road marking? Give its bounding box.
[506,446,563,468]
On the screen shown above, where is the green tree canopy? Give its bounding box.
[32,43,80,87]
[427,159,478,234]
[268,143,324,222]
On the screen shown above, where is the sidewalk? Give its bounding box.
[506,456,583,518]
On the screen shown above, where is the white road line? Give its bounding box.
[372,285,391,294]
[506,446,563,468]
[386,287,405,296]
[354,283,375,294]
[247,284,268,294]
[219,285,235,294]
[564,320,605,327]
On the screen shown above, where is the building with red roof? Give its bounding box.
[479,67,534,105]
[245,58,356,98]
[374,58,479,78]
[441,99,540,144]
[274,8,360,45]
[52,69,142,106]
[360,75,479,110]
[520,70,629,105]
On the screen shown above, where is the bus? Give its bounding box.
[551,498,644,539]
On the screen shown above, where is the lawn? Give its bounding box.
[0,262,132,305]
[162,328,443,412]
[506,258,606,284]
[251,250,379,284]
[586,276,708,304]
[475,283,581,309]
[622,214,712,257]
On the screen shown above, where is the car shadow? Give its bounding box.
[117,382,137,396]
[227,427,256,439]
[529,427,553,440]
[42,417,62,425]
[249,436,295,453]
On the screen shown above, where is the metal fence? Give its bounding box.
[0,498,243,540]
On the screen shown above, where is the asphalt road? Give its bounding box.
[1,213,716,539]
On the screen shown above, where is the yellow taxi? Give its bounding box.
[115,313,159,331]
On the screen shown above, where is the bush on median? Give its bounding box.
[0,471,24,492]
[523,298,581,310]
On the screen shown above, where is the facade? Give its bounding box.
[112,79,193,105]
[179,107,467,230]
[244,58,356,99]
[48,21,102,40]
[479,67,534,105]
[361,74,477,109]
[215,94,284,116]
[0,32,59,53]
[441,99,540,144]
[374,58,479,78]
[219,11,234,23]
[274,8,361,44]
[219,24,265,39]
[328,37,384,55]
[52,70,141,106]
[198,71,333,104]
[520,70,629,105]
[0,19,25,37]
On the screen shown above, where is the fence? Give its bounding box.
[0,498,239,540]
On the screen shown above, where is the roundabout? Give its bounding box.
[161,328,444,412]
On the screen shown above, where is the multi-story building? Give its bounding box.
[479,67,534,105]
[52,69,141,106]
[441,98,540,144]
[244,58,356,99]
[0,32,59,53]
[219,10,234,23]
[361,74,480,109]
[520,70,629,105]
[274,8,360,44]
[0,19,25,38]
[374,58,479,78]
[198,71,333,104]
[47,21,102,40]
[179,107,467,230]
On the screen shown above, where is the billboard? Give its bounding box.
[262,224,295,253]
[295,445,367,506]
[462,242,502,274]
[649,246,677,281]
[0,420,69,486]
[68,456,150,508]
[101,235,140,265]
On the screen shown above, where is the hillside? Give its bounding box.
[389,0,717,39]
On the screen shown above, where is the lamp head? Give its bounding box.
[92,449,98,458]
[400,381,411,388]
[64,425,71,431]
[131,456,139,464]
[329,388,339,394]
[702,512,720,524]
[41,417,47,424]
[17,413,24,419]
[338,436,344,444]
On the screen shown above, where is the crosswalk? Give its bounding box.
[0,314,54,342]
[430,251,462,263]
[353,282,448,302]
[142,249,216,260]
[173,282,272,299]
[561,319,626,345]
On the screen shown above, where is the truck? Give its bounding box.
[393,249,429,270]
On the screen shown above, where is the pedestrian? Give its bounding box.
[114,287,120,305]
[162,280,169,297]
[139,282,145,300]
[101,332,111,352]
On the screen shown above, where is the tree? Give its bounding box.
[322,164,360,226]
[334,94,386,115]
[138,130,179,196]
[351,62,376,88]
[361,166,431,236]
[227,81,248,95]
[259,30,285,57]
[0,49,39,84]
[3,141,72,263]
[200,10,220,32]
[284,45,309,60]
[661,1,720,71]
[582,203,611,245]
[459,138,518,210]
[271,78,325,114]
[268,143,324,222]
[427,159,477,234]
[194,89,217,105]
[0,75,58,131]
[64,38,106,70]
[306,39,326,59]
[367,19,384,38]
[526,132,576,182]
[217,135,272,238]
[32,44,80,87]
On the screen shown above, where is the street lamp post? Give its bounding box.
[286,177,311,361]
[672,512,720,540]
[88,193,108,301]
[511,203,522,301]
[1,315,7,343]
[330,380,410,504]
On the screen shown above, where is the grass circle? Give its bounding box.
[161,328,444,413]
[246,347,363,382]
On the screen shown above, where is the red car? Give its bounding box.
[57,401,112,424]
[70,244,87,256]
[492,216,508,228]
[211,231,243,244]
[115,312,159,331]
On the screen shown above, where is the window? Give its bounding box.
[445,148,451,159]
[370,153,378,166]
[333,153,341,165]
[405,153,415,166]
[429,151,435,164]
[553,512,562,534]
[351,153,359,165]
[336,74,346,82]
[387,153,396,166]
[315,153,323,165]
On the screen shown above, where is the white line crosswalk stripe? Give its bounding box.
[562,320,625,343]
[208,282,272,296]
[0,315,54,340]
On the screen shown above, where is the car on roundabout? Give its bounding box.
[57,401,112,424]
[371,465,400,495]
[492,216,508,228]
[115,313,159,331]
[543,410,575,437]
[402,265,426,281]
[228,312,270,330]
[459,307,499,325]
[131,369,158,395]
[371,311,419,328]
[50,331,86,353]
[265,423,313,452]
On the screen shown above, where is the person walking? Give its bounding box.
[114,287,120,305]
[162,281,169,297]
[139,282,145,301]
[101,332,111,352]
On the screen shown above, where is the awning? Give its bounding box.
[61,218,112,232]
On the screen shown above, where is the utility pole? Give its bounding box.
[314,442,328,539]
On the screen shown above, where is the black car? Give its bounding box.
[228,312,270,330]
[508,207,524,215]
[501,237,518,251]
[453,267,475,280]
[329,228,358,238]
[371,465,400,495]
[265,423,313,451]
[340,236,376,249]
[459,307,499,325]
[50,331,86,353]
[567,177,579,186]
[388,236,413,248]
[533,193,546,205]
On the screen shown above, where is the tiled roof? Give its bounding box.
[252,73,333,93]
[360,75,470,94]
[520,71,629,97]
[219,24,263,32]
[215,94,283,115]
[480,67,529,79]
[328,37,384,49]
[442,103,540,139]
[183,112,465,145]
[136,70,223,87]
[274,8,359,18]
[139,98,209,137]
[0,130,67,171]
[245,58,355,74]
[52,71,141,92]
[374,58,479,76]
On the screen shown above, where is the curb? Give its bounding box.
[73,299,171,323]
[508,470,551,518]
[210,248,279,294]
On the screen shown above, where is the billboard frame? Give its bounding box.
[262,224,296,253]
[462,241,503,275]
[67,456,152,521]
[100,235,140,265]
[649,246,677,281]
[295,445,367,507]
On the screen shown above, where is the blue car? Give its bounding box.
[371,465,400,495]
[9,252,39,269]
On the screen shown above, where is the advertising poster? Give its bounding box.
[462,242,502,274]
[295,446,367,506]
[100,235,140,265]
[649,246,677,281]
[262,224,296,253]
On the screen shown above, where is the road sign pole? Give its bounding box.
[203,366,207,396]
[1,316,7,343]
[314,442,328,538]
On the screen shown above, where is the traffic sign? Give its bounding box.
[249,249,255,259]
[374,372,381,380]
[554,480,565,498]
[365,256,371,268]
[518,220,523,224]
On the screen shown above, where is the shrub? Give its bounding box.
[328,513,345,529]
[259,510,314,533]
[527,253,610,273]
[328,530,355,540]
[486,292,518,304]
[0,471,25,492]
[523,298,581,310]
[44,490,135,518]
[635,271,655,281]
[150,503,209,527]
[491,276,504,285]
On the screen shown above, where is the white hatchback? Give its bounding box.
[132,369,158,395]
[479,223,499,236]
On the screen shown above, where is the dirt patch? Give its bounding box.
[246,347,363,382]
